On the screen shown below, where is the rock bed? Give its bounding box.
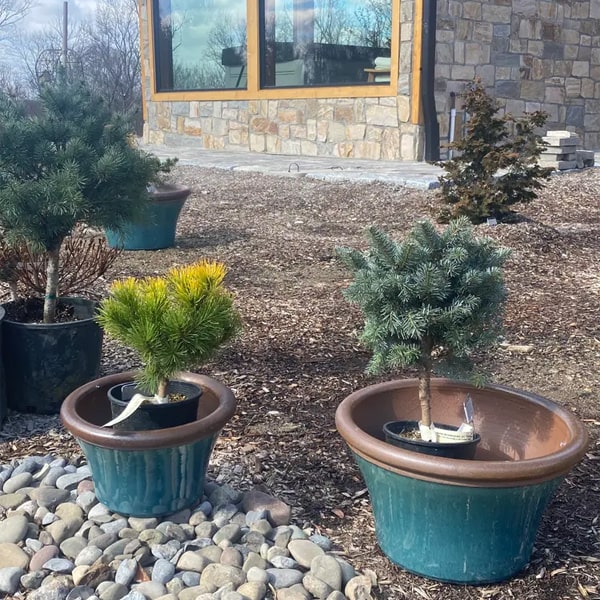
[0,456,375,600]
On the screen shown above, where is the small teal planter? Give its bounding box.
[61,371,235,517]
[355,454,562,583]
[79,436,216,517]
[336,379,589,584]
[106,184,190,251]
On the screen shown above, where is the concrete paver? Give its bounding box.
[140,143,443,190]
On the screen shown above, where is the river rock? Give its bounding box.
[0,566,25,595]
[242,490,291,526]
[0,542,30,569]
[0,515,29,543]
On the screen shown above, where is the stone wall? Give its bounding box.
[140,0,424,160]
[435,0,600,151]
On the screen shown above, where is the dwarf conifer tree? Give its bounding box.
[337,218,510,428]
[438,79,552,223]
[0,79,169,322]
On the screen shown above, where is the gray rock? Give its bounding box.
[0,566,25,594]
[195,521,217,539]
[335,558,356,586]
[213,523,242,545]
[43,558,75,573]
[196,501,213,516]
[117,527,138,540]
[26,537,44,553]
[288,526,308,540]
[245,509,268,526]
[3,471,33,493]
[56,472,90,491]
[128,517,158,532]
[120,592,147,600]
[309,535,333,552]
[0,493,27,510]
[220,546,243,567]
[270,555,299,569]
[21,569,47,590]
[13,457,41,476]
[20,499,40,517]
[132,581,167,599]
[46,518,84,544]
[27,578,70,600]
[198,545,223,563]
[90,532,118,550]
[267,546,289,562]
[42,467,67,487]
[265,568,304,589]
[42,513,60,526]
[103,539,130,560]
[303,572,334,599]
[60,536,89,560]
[200,563,246,591]
[123,539,142,555]
[77,491,98,513]
[66,586,96,600]
[168,508,191,524]
[176,551,211,573]
[155,522,188,542]
[0,542,30,569]
[188,511,207,527]
[287,540,324,568]
[75,545,103,567]
[138,529,167,546]
[212,504,238,528]
[209,485,241,508]
[87,503,113,524]
[181,570,201,586]
[49,458,67,468]
[272,526,293,548]
[326,592,346,600]
[31,488,71,510]
[178,586,213,600]
[56,502,84,522]
[276,584,312,600]
[310,554,343,591]
[221,592,243,600]
[237,581,267,600]
[345,575,372,600]
[243,553,268,573]
[30,544,60,570]
[99,582,128,600]
[165,578,185,596]
[249,519,272,537]
[0,515,29,543]
[152,558,176,584]
[115,558,138,586]
[100,518,129,536]
[151,539,181,561]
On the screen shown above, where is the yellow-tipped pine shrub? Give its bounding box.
[97,260,241,398]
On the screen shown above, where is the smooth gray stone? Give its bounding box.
[303,572,333,599]
[194,521,217,539]
[181,570,201,586]
[270,555,299,569]
[89,532,118,550]
[3,472,33,494]
[265,568,304,589]
[276,584,311,600]
[212,504,238,528]
[208,485,241,508]
[0,515,29,543]
[99,582,128,600]
[30,545,60,571]
[196,501,213,516]
[165,577,185,595]
[66,586,96,600]
[237,581,267,600]
[59,536,88,560]
[114,558,137,587]
[88,504,112,524]
[168,508,191,524]
[128,517,158,532]
[103,539,130,560]
[176,551,210,573]
[12,457,41,476]
[42,467,67,487]
[151,539,181,561]
[213,523,242,545]
[56,472,89,491]
[249,519,272,537]
[309,535,333,551]
[245,509,268,526]
[26,538,44,553]
[310,554,343,591]
[0,566,25,594]
[132,581,167,599]
[46,518,84,545]
[21,570,46,590]
[151,558,176,584]
[0,493,27,510]
[100,518,128,536]
[64,464,77,473]
[43,558,75,573]
[155,522,188,542]
[77,491,98,513]
[120,592,147,600]
[200,563,246,590]
[50,458,67,468]
[220,546,243,568]
[335,558,356,586]
[75,545,103,567]
[287,540,324,568]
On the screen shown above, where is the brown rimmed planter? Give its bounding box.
[335,378,588,584]
[61,370,235,517]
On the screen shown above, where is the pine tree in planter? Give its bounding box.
[438,79,552,224]
[0,79,170,413]
[337,218,510,449]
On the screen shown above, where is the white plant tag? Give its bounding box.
[464,395,474,424]
[102,393,152,427]
[487,218,497,226]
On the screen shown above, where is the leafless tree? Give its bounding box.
[0,0,34,38]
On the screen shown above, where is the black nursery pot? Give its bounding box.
[108,380,202,431]
[383,420,481,459]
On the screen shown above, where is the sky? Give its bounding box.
[22,0,98,32]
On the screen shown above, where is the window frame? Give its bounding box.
[146,0,400,101]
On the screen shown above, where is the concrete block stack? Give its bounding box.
[539,131,595,170]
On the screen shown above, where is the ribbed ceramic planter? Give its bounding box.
[335,378,588,584]
[1,298,103,414]
[0,306,6,426]
[105,184,191,250]
[61,371,236,517]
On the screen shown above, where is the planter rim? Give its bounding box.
[335,378,588,487]
[2,297,97,330]
[149,183,191,203]
[61,370,235,450]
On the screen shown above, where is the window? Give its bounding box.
[152,0,392,93]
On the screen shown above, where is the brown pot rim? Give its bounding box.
[149,183,191,202]
[61,370,235,450]
[335,378,589,487]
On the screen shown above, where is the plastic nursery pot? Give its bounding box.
[108,380,203,431]
[105,184,191,251]
[1,297,103,414]
[335,378,589,584]
[61,371,236,517]
[383,420,481,459]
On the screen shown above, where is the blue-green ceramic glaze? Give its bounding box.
[79,435,216,517]
[355,454,562,584]
[105,197,185,250]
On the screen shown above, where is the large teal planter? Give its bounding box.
[61,371,235,517]
[0,306,6,426]
[105,184,191,250]
[2,298,103,414]
[336,379,588,584]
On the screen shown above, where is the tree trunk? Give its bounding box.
[43,246,61,323]
[419,337,433,427]
[157,379,168,402]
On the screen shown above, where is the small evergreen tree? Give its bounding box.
[437,79,552,224]
[0,78,170,323]
[337,218,510,432]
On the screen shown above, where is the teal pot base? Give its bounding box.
[105,184,190,251]
[2,298,103,414]
[336,379,588,584]
[356,453,562,583]
[61,371,236,517]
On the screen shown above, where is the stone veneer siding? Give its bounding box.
[435,0,600,151]
[140,0,424,160]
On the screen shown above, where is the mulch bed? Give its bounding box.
[1,164,599,599]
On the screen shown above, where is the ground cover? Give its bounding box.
[1,164,599,599]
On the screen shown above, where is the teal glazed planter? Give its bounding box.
[61,371,236,517]
[335,379,588,584]
[105,184,191,250]
[0,306,6,425]
[2,297,103,414]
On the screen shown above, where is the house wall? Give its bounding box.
[435,0,600,151]
[139,0,424,160]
